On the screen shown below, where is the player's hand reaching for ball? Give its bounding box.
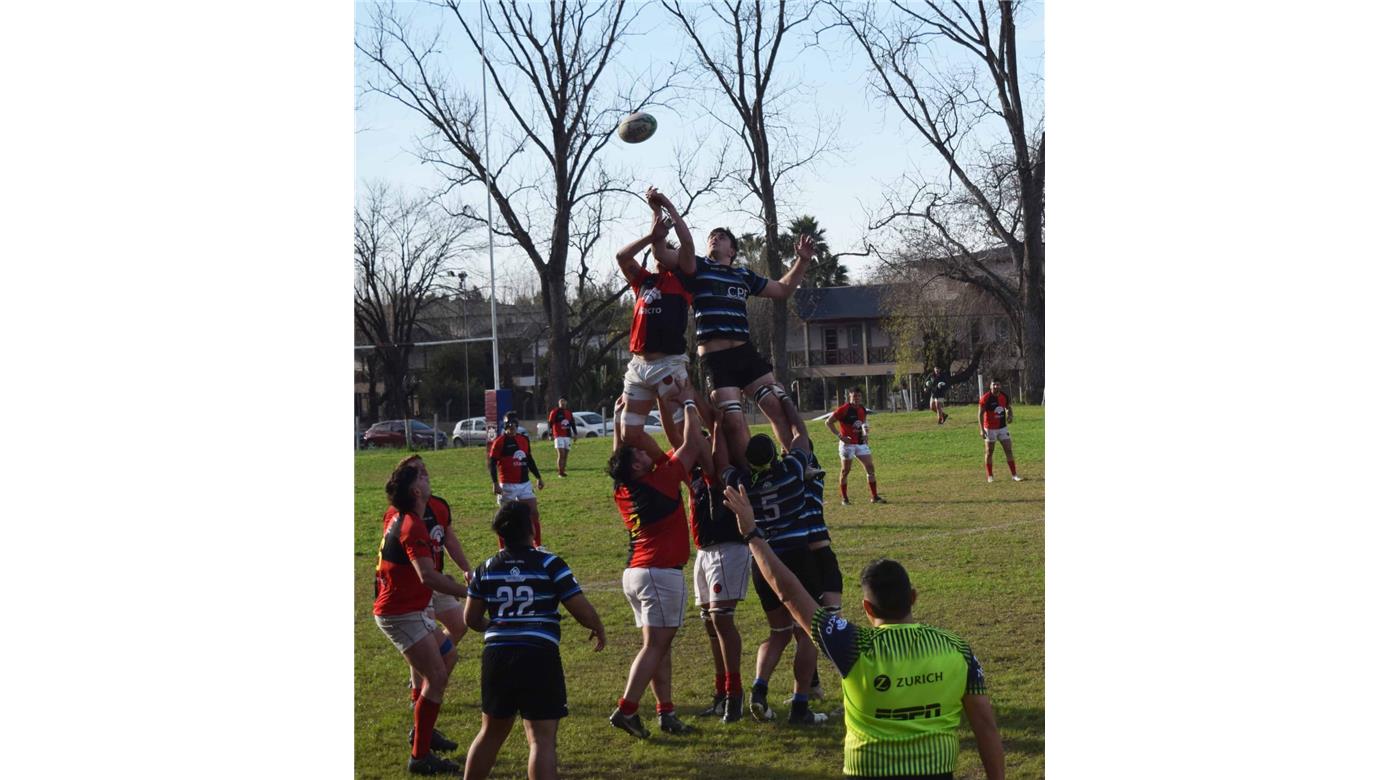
[795,233,815,263]
[722,484,756,537]
[649,209,670,242]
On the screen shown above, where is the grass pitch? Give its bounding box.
[355,406,1044,779]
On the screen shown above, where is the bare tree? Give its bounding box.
[357,0,670,401]
[659,0,833,383]
[354,185,471,419]
[827,0,1044,402]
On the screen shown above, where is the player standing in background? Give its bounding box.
[926,366,950,424]
[615,189,695,462]
[826,388,887,505]
[979,379,1021,483]
[462,501,607,780]
[726,482,1005,780]
[606,389,707,739]
[373,457,471,775]
[688,418,750,724]
[487,411,545,545]
[546,398,576,477]
[651,221,817,467]
[741,434,829,726]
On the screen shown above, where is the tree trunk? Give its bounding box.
[761,188,788,382]
[1020,239,1045,404]
[544,271,572,405]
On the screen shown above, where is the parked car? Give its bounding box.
[362,420,448,449]
[538,411,608,439]
[601,411,663,437]
[451,417,492,447]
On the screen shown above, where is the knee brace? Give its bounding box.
[753,383,788,406]
[720,400,744,417]
[708,606,736,619]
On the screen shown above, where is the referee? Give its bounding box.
[723,484,1005,780]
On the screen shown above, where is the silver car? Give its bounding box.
[451,417,492,447]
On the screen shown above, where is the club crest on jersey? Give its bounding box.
[641,286,663,305]
[506,566,525,583]
[513,451,527,462]
[430,526,445,544]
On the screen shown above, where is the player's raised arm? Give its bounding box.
[724,484,821,635]
[646,187,695,275]
[674,386,706,472]
[617,209,669,284]
[756,233,816,299]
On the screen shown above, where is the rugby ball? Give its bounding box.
[617,111,657,143]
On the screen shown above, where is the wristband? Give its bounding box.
[742,527,766,543]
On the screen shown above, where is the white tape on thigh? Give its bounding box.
[623,411,648,426]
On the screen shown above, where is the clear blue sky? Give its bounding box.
[355,1,1043,292]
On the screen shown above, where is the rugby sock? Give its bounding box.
[985,463,994,477]
[617,698,640,716]
[726,673,743,697]
[409,684,420,707]
[656,701,675,715]
[715,674,727,696]
[1008,460,1018,476]
[839,482,848,501]
[790,693,810,718]
[868,479,878,498]
[752,678,768,695]
[411,698,441,759]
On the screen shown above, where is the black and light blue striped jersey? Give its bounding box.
[795,449,829,543]
[743,453,809,553]
[467,547,582,648]
[678,256,769,342]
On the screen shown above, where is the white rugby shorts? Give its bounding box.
[983,427,1012,443]
[553,436,572,450]
[374,610,437,654]
[497,481,536,504]
[623,354,689,402]
[429,590,462,618]
[622,567,686,628]
[693,542,751,605]
[838,442,872,460]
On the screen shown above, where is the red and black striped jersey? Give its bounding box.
[489,433,533,483]
[373,508,436,616]
[978,392,1010,430]
[546,408,575,438]
[628,268,692,356]
[614,450,691,568]
[833,403,868,443]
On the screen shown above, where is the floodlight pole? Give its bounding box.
[482,0,501,392]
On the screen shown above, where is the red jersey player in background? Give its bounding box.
[545,398,576,477]
[373,456,471,775]
[979,379,1022,482]
[825,387,887,504]
[605,382,707,739]
[487,412,545,546]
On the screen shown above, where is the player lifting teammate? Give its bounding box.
[607,385,707,739]
[373,456,471,775]
[462,501,606,780]
[979,379,1022,482]
[740,433,830,726]
[487,411,545,545]
[826,387,887,504]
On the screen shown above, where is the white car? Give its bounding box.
[451,417,492,447]
[602,411,663,437]
[537,410,607,439]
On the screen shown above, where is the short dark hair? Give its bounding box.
[860,558,913,620]
[708,226,738,250]
[606,446,637,485]
[385,456,424,513]
[492,501,534,548]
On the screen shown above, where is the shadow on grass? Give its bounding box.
[964,703,1044,755]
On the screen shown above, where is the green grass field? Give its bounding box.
[355,407,1044,779]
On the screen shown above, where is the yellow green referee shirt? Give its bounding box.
[812,611,987,777]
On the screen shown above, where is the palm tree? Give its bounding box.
[785,215,847,287]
